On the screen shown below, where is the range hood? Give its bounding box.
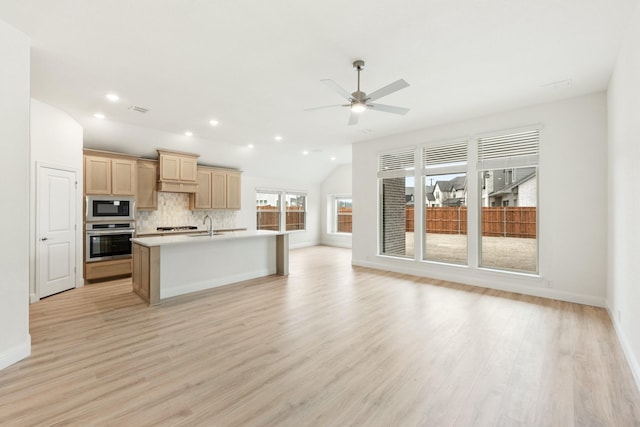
[157,181,198,193]
[157,149,199,193]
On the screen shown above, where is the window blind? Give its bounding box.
[423,140,467,174]
[378,148,415,178]
[477,129,539,170]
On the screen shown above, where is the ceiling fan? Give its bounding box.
[306,60,410,126]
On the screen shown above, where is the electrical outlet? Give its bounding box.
[545,279,553,288]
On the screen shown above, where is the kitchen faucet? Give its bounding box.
[203,214,213,236]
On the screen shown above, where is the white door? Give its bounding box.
[38,166,77,298]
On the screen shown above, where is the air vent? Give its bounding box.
[128,105,149,114]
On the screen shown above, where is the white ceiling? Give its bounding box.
[0,0,637,183]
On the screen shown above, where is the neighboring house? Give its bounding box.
[482,167,537,207]
[432,176,467,207]
[425,185,436,207]
[405,187,415,205]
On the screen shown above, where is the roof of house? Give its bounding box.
[442,197,466,206]
[449,176,467,190]
[490,171,536,196]
[435,176,466,193]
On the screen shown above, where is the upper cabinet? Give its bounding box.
[190,166,242,210]
[226,170,242,210]
[157,149,199,193]
[84,150,137,196]
[136,159,158,210]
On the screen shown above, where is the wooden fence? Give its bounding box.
[337,207,352,233]
[257,205,534,238]
[406,206,536,238]
[257,205,306,231]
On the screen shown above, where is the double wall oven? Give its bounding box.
[85,196,135,263]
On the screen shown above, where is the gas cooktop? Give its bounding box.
[156,226,198,231]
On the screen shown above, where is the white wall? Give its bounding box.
[0,19,30,370]
[607,3,640,388]
[239,174,320,249]
[320,163,352,248]
[353,92,608,307]
[30,99,84,301]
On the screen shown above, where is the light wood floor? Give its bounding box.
[1,246,639,426]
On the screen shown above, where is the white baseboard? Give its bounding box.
[351,259,606,308]
[29,293,38,303]
[0,336,31,371]
[607,304,640,392]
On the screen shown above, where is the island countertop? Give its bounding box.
[131,229,282,247]
[131,230,289,305]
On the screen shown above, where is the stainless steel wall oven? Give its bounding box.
[85,222,135,262]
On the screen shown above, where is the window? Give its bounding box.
[378,148,415,258]
[285,193,306,231]
[478,129,539,273]
[256,190,308,232]
[256,192,281,231]
[335,197,352,233]
[423,141,468,264]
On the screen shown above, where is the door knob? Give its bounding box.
[41,237,48,241]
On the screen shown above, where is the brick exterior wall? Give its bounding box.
[382,177,407,255]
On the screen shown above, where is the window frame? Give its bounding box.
[477,128,540,274]
[377,147,416,259]
[285,192,307,232]
[421,140,469,265]
[255,191,283,232]
[255,189,308,233]
[331,196,352,234]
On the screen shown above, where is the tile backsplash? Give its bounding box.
[136,192,239,232]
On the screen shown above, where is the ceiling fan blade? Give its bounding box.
[367,103,410,115]
[321,79,353,100]
[348,111,360,126]
[366,79,410,102]
[304,104,345,111]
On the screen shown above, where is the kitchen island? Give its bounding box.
[131,230,288,305]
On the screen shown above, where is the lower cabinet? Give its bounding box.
[132,243,160,305]
[85,258,132,281]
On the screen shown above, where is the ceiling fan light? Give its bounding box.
[351,102,367,113]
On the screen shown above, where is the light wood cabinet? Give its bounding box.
[84,155,112,195]
[84,150,136,196]
[193,170,212,209]
[157,149,199,193]
[132,243,160,305]
[211,170,227,209]
[85,258,132,281]
[136,160,158,210]
[226,170,242,209]
[190,166,242,210]
[112,158,137,195]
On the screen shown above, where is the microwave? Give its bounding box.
[86,196,135,222]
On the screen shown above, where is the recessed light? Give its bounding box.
[302,150,309,155]
[331,156,336,161]
[93,113,105,119]
[247,144,254,149]
[274,135,283,141]
[209,119,219,126]
[184,131,193,137]
[105,93,119,102]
